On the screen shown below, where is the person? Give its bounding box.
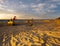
[12,16,16,21]
[12,16,16,25]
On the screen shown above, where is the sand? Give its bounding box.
[0,20,60,46]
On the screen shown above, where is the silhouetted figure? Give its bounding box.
[12,16,16,25]
[12,16,16,21]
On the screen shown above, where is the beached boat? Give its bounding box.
[7,16,16,26]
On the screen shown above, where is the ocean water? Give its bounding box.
[0,20,26,22]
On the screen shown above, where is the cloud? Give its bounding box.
[0,0,4,3]
[49,4,57,9]
[0,2,17,14]
[0,0,4,1]
[30,0,59,14]
[51,0,60,2]
[0,13,24,19]
[0,0,59,19]
[48,0,60,5]
[0,13,41,19]
[31,3,45,13]
[19,4,28,9]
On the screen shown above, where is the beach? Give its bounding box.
[0,19,60,46]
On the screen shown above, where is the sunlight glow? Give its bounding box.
[0,14,20,19]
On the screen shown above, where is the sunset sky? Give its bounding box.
[0,0,60,19]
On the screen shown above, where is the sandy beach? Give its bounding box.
[0,19,60,46]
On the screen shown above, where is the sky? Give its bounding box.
[0,0,60,19]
